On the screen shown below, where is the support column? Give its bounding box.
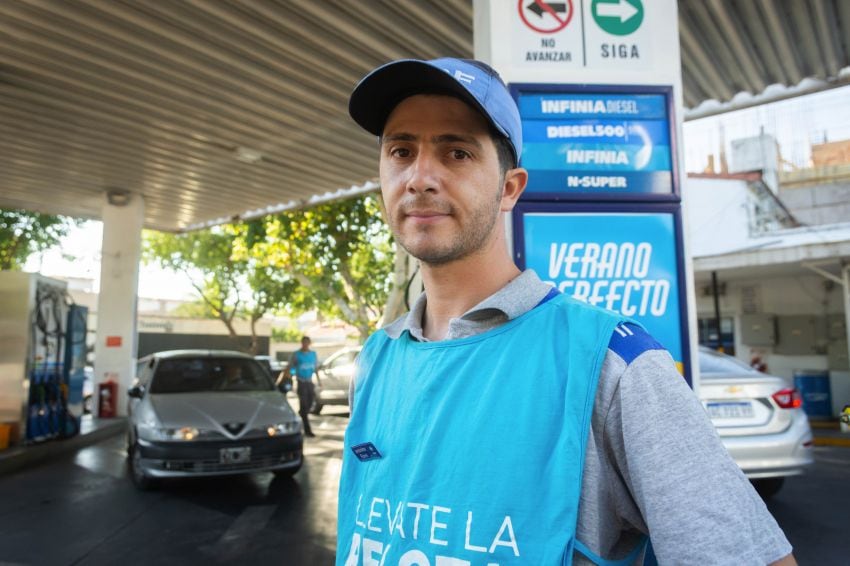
[93,190,144,417]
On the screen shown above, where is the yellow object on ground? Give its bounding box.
[0,423,11,451]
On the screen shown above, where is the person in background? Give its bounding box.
[219,361,246,389]
[335,57,796,565]
[289,336,320,437]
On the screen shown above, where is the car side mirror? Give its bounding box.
[128,385,145,399]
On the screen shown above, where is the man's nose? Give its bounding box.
[405,151,440,194]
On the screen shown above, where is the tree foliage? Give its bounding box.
[252,194,395,340]
[0,208,82,270]
[143,226,249,345]
[142,194,396,347]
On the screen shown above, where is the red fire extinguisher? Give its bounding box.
[98,380,118,418]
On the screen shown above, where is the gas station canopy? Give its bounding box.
[1,0,848,232]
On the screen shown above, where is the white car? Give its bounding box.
[311,346,362,414]
[698,346,814,497]
[126,350,303,490]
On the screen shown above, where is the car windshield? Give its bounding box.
[255,358,273,377]
[699,348,758,375]
[149,358,274,394]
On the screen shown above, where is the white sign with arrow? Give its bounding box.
[506,0,657,73]
[512,0,584,69]
[584,0,653,69]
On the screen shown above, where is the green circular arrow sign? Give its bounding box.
[592,0,643,36]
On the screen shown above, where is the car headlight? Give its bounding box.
[266,421,301,436]
[138,422,200,441]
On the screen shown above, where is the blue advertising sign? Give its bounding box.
[518,93,667,120]
[523,119,670,145]
[520,211,686,374]
[511,86,677,199]
[521,142,672,171]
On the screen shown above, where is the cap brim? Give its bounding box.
[349,60,486,136]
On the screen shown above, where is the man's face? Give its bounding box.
[378,94,511,266]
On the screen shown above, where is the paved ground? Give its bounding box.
[0,408,349,566]
[765,444,850,565]
[0,411,848,565]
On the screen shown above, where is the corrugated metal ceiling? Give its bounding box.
[0,0,847,232]
[679,0,850,111]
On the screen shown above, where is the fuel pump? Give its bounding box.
[62,304,88,437]
[27,282,69,442]
[0,272,83,446]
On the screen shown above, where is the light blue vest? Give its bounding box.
[337,294,629,565]
[292,350,318,380]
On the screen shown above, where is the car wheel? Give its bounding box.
[128,441,157,490]
[310,399,323,415]
[752,477,784,499]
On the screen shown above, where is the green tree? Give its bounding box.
[249,194,396,341]
[142,194,397,348]
[148,227,300,354]
[143,226,259,351]
[0,208,81,270]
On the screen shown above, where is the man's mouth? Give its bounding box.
[398,199,452,224]
[404,209,448,218]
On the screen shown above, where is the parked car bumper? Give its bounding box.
[719,416,814,478]
[317,388,349,406]
[136,434,302,478]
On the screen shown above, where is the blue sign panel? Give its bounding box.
[523,119,670,145]
[519,94,668,120]
[513,88,675,198]
[523,171,672,195]
[522,211,685,373]
[522,142,672,171]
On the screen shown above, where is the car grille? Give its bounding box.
[157,450,300,473]
[194,428,290,441]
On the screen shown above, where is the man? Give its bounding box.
[337,57,795,565]
[289,336,320,437]
[219,361,246,389]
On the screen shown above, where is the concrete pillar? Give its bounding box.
[93,191,143,417]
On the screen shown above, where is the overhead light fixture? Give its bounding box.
[106,188,131,206]
[234,146,264,164]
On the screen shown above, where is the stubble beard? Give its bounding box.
[391,189,503,267]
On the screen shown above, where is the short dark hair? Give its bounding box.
[490,129,517,178]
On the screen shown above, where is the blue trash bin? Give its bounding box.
[793,370,832,419]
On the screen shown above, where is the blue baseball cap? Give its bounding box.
[348,57,522,166]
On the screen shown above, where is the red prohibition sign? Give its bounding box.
[518,0,574,34]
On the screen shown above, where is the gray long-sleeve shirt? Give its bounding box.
[359,269,790,564]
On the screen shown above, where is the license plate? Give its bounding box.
[706,401,754,419]
[220,446,251,464]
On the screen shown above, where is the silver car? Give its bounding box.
[126,350,303,490]
[698,346,814,497]
[311,346,361,414]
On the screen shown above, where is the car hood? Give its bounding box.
[146,391,297,435]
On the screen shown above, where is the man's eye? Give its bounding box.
[451,149,471,160]
[390,147,411,158]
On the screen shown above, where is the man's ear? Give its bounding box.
[500,167,529,212]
